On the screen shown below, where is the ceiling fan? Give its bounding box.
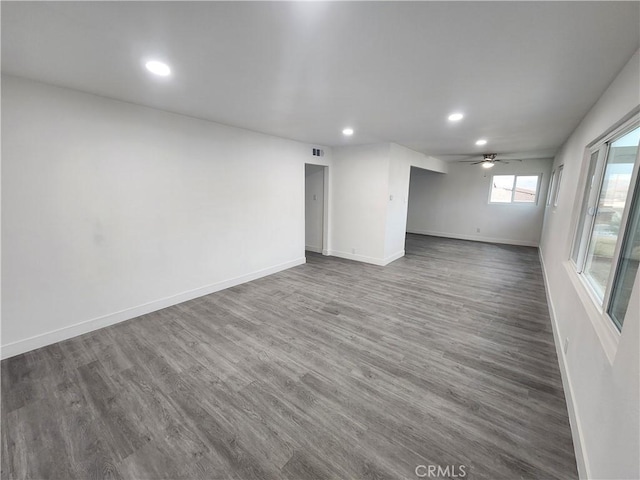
[458,153,520,169]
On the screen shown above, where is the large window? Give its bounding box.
[609,187,640,329]
[571,119,640,331]
[489,174,541,204]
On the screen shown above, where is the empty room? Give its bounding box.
[2,2,639,480]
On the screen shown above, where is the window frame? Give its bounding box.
[546,169,556,206]
[571,150,602,267]
[553,165,563,207]
[488,173,542,205]
[608,179,640,330]
[570,113,640,335]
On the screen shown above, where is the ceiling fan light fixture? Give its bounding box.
[475,139,488,146]
[482,162,495,169]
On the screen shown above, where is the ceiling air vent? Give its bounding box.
[312,148,324,157]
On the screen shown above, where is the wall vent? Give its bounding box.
[312,148,324,157]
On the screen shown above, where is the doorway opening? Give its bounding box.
[406,166,441,247]
[305,164,328,254]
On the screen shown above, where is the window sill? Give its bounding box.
[563,261,620,364]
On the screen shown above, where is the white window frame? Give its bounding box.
[553,165,563,207]
[569,113,640,339]
[488,173,542,205]
[546,169,556,206]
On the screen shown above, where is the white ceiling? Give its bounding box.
[2,2,639,160]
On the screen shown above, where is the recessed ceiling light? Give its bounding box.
[145,60,171,77]
[448,113,464,122]
[342,127,354,136]
[482,162,495,169]
[475,139,488,146]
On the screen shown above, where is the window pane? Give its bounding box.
[572,151,600,263]
[553,166,563,207]
[583,127,639,301]
[514,175,539,202]
[547,170,556,206]
[609,178,640,330]
[490,175,514,203]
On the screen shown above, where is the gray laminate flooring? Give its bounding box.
[1,234,577,479]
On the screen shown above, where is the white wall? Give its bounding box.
[330,144,391,264]
[384,149,410,260]
[305,164,324,253]
[385,143,447,259]
[539,50,640,480]
[1,75,331,358]
[331,143,447,265]
[407,158,553,247]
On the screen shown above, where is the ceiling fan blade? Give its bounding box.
[471,161,484,165]
[448,154,482,162]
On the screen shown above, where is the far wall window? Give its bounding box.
[489,174,541,204]
[571,119,640,331]
[553,165,564,207]
[547,169,556,206]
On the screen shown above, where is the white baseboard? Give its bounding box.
[538,249,590,479]
[383,250,405,265]
[1,257,306,360]
[327,250,386,266]
[327,250,405,267]
[305,245,322,254]
[407,229,539,247]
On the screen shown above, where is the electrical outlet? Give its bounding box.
[564,337,569,354]
[313,194,317,201]
[389,195,394,201]
[476,228,481,233]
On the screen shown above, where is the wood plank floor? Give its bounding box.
[1,234,577,479]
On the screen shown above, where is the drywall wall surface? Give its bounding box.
[390,143,448,174]
[384,150,411,260]
[1,75,331,356]
[539,49,640,480]
[383,143,449,260]
[407,159,552,246]
[305,164,324,252]
[330,142,447,265]
[330,144,390,264]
